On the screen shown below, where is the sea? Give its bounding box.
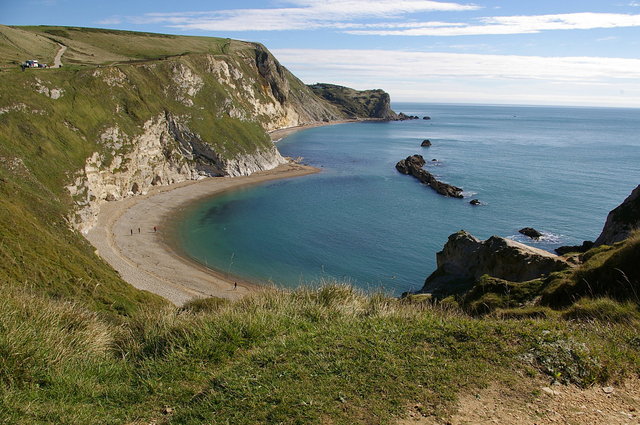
[173,103,640,295]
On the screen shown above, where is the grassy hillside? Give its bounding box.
[1,284,638,424]
[0,25,241,67]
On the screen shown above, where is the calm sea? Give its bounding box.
[174,103,640,295]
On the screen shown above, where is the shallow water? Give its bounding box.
[175,103,640,295]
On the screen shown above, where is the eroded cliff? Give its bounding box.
[0,27,354,232]
[309,83,398,120]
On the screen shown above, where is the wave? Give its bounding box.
[507,231,564,245]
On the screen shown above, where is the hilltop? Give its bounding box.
[0,25,638,424]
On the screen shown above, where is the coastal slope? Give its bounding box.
[0,25,388,309]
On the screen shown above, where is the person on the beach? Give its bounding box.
[234,282,237,290]
[153,226,157,232]
[130,229,133,235]
[138,228,140,234]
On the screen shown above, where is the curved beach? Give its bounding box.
[85,162,319,305]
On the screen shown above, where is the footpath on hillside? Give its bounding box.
[53,43,66,68]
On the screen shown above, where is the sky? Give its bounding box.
[3,0,640,107]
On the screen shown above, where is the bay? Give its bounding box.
[174,103,640,295]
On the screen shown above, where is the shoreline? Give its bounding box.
[268,118,374,141]
[85,161,320,305]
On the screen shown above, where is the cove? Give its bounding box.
[173,103,640,295]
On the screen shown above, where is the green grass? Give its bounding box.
[1,25,252,66]
[0,283,637,424]
[542,231,640,306]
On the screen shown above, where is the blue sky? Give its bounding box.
[3,0,640,106]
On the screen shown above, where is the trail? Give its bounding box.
[53,43,66,68]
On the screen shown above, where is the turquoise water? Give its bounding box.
[175,103,640,295]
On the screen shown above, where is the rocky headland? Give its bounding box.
[420,230,570,296]
[395,154,463,198]
[308,83,398,120]
[415,184,640,310]
[594,184,640,246]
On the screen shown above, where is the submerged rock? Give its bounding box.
[421,139,432,147]
[395,154,463,198]
[519,227,543,239]
[423,116,431,120]
[420,230,570,295]
[469,199,481,206]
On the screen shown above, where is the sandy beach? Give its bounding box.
[85,162,320,305]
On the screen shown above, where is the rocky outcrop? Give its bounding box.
[420,230,570,295]
[395,155,463,198]
[594,184,640,246]
[555,241,594,256]
[519,227,543,239]
[308,83,398,120]
[395,113,419,121]
[66,113,286,233]
[421,139,432,147]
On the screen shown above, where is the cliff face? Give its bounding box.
[420,230,570,296]
[63,50,334,231]
[595,185,640,246]
[0,27,352,233]
[308,83,398,120]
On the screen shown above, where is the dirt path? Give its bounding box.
[53,43,66,68]
[400,378,640,425]
[85,162,320,306]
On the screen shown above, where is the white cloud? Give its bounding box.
[272,48,640,106]
[96,17,123,25]
[346,12,640,36]
[129,0,479,32]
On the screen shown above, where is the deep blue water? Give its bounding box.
[174,103,640,295]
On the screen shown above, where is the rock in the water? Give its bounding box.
[519,227,543,239]
[396,113,420,121]
[395,155,463,198]
[421,139,432,147]
[423,116,431,120]
[420,230,570,295]
[594,184,640,245]
[470,199,481,206]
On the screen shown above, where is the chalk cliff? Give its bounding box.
[0,27,377,232]
[61,47,341,232]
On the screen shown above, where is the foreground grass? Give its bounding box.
[1,283,638,424]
